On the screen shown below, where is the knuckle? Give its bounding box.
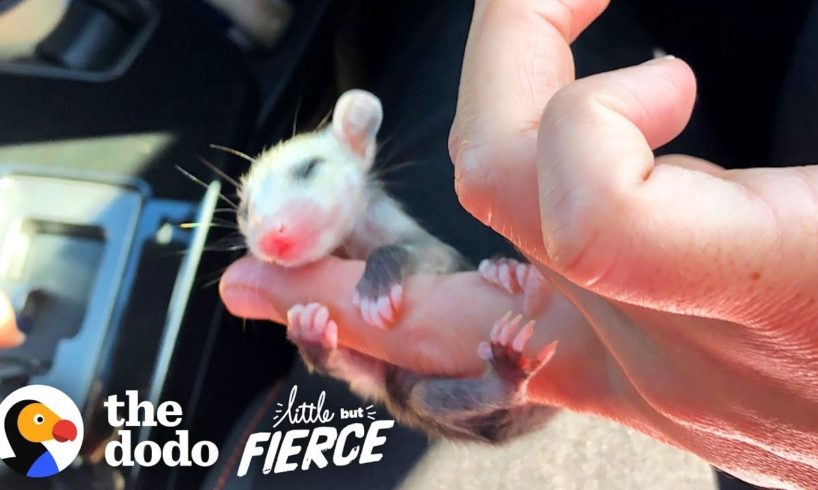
[452,146,497,222]
[538,85,643,284]
[541,182,638,285]
[541,83,595,130]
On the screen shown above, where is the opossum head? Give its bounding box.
[238,89,383,267]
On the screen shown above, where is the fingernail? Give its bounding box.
[643,54,677,65]
[221,286,283,324]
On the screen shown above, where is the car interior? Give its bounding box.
[0,0,338,487]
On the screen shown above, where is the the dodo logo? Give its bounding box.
[0,385,83,478]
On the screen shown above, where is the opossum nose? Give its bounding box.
[258,226,297,257]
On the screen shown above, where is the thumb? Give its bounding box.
[535,56,818,326]
[449,0,609,259]
[536,56,697,275]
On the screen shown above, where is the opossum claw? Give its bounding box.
[355,244,409,328]
[482,312,555,381]
[479,258,527,294]
[286,303,338,349]
[479,258,550,316]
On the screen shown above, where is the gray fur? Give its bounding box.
[355,243,412,298]
[284,176,551,443]
[342,184,470,303]
[290,328,553,444]
[243,89,546,443]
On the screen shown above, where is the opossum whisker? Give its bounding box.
[207,233,245,248]
[202,243,246,252]
[175,165,239,210]
[213,217,238,224]
[200,269,229,289]
[209,144,256,164]
[292,95,303,137]
[315,105,333,131]
[182,216,238,227]
[368,159,420,181]
[196,263,229,283]
[213,230,243,240]
[197,156,243,188]
[376,135,399,160]
[371,117,411,164]
[178,222,238,230]
[167,240,245,258]
[175,164,211,189]
[196,231,247,253]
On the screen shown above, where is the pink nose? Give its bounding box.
[258,226,295,257]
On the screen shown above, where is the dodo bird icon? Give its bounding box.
[2,399,78,478]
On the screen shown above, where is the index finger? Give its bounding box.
[220,255,518,376]
[449,0,610,259]
[219,256,618,413]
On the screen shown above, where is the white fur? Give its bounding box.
[238,126,373,267]
[238,90,387,267]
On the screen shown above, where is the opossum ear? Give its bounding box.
[331,89,383,167]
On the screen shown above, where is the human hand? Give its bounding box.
[445,0,818,487]
[0,291,25,349]
[220,0,818,487]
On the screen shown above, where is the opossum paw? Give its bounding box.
[355,244,408,329]
[478,257,531,294]
[286,303,338,350]
[477,311,557,382]
[353,283,402,329]
[479,258,549,316]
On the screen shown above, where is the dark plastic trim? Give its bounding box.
[0,0,159,82]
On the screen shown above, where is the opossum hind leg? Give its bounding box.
[287,303,389,401]
[407,312,557,443]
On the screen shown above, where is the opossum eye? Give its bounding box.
[294,157,323,180]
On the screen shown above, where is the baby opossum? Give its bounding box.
[237,89,467,328]
[236,89,556,443]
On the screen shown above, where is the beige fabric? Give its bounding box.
[206,0,291,48]
[399,410,717,490]
[0,0,68,59]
